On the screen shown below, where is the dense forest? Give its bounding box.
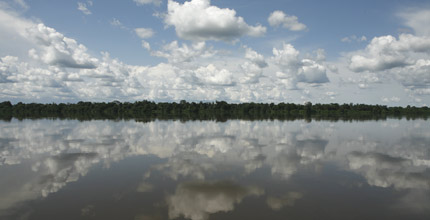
[0,100,429,121]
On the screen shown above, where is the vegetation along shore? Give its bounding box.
[1,101,429,121]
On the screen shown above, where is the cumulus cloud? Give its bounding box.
[393,58,430,89]
[244,47,267,68]
[349,34,430,72]
[0,52,146,102]
[151,41,214,64]
[240,47,267,84]
[77,2,92,15]
[345,8,430,100]
[167,181,263,220]
[164,0,266,42]
[26,23,98,69]
[193,64,235,86]
[133,0,162,6]
[268,10,306,31]
[272,43,329,88]
[0,56,21,83]
[135,27,155,39]
[347,29,430,96]
[0,8,153,102]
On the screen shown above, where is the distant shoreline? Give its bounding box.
[1,101,429,121]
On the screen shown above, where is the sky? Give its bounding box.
[0,0,429,106]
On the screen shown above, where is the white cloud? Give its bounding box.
[26,23,98,69]
[346,28,430,97]
[141,40,151,50]
[341,35,367,43]
[268,10,306,31]
[194,64,235,86]
[134,27,154,39]
[349,34,430,72]
[0,8,149,102]
[110,18,129,30]
[244,47,267,68]
[151,41,214,64]
[394,59,430,89]
[398,8,430,36]
[133,0,162,6]
[382,96,400,103]
[165,0,266,42]
[272,43,329,88]
[77,2,91,15]
[240,47,267,84]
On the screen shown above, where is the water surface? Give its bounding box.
[0,119,429,219]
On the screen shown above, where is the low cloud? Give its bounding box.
[272,43,329,89]
[348,34,430,72]
[193,64,235,86]
[164,0,266,42]
[27,23,98,69]
[151,41,214,64]
[347,30,430,96]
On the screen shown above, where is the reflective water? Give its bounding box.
[0,119,429,220]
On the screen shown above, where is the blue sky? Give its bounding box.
[0,0,430,106]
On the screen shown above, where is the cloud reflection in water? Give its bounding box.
[0,119,429,219]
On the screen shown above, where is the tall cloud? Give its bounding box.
[193,64,235,86]
[240,47,267,84]
[272,43,329,89]
[164,0,266,42]
[27,23,98,69]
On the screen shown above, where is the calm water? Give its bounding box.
[0,119,429,220]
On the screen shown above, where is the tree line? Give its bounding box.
[0,100,429,121]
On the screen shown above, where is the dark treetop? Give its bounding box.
[0,100,429,121]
